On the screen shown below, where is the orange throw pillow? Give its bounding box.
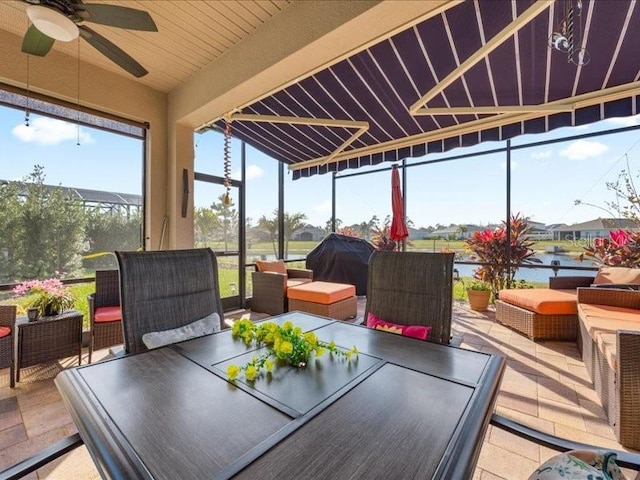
[255,260,286,274]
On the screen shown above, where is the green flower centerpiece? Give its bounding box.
[227,319,358,382]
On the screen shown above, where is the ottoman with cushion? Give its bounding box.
[496,288,579,341]
[496,267,640,341]
[287,281,357,320]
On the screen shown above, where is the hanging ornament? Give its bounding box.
[25,54,30,127]
[223,120,232,206]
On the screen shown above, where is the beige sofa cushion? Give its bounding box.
[593,266,640,285]
[578,303,640,370]
[596,333,618,371]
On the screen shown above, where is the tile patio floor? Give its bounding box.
[0,302,636,479]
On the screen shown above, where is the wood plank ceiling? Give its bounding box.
[0,0,291,93]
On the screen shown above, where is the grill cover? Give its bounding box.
[306,233,375,295]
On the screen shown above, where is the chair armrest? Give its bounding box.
[490,414,640,470]
[251,271,287,315]
[286,268,313,280]
[577,287,640,309]
[0,433,84,480]
[549,276,595,290]
[252,271,287,286]
[87,293,95,321]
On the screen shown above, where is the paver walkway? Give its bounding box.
[0,303,635,479]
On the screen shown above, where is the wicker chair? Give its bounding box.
[115,248,225,354]
[88,269,123,363]
[251,263,313,315]
[364,251,455,345]
[0,305,16,388]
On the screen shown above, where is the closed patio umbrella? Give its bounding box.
[390,165,408,242]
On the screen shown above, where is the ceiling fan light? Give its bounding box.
[26,5,79,42]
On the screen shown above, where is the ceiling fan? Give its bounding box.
[20,0,158,78]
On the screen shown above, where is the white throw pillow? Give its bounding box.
[142,312,221,350]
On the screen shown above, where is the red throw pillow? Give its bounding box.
[366,313,431,341]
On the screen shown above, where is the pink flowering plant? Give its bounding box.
[13,278,74,316]
[581,229,640,267]
[465,213,540,298]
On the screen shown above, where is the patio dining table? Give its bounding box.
[55,311,505,479]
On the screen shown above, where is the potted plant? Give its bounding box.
[466,280,492,311]
[464,213,540,300]
[13,278,74,317]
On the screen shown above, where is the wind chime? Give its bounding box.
[222,119,232,206]
[548,0,590,66]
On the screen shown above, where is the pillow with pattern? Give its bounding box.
[366,313,431,341]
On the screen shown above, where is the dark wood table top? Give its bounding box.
[55,311,505,480]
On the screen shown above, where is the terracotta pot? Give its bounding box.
[467,290,491,311]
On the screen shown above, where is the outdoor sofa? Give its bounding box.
[576,286,640,450]
[497,266,640,449]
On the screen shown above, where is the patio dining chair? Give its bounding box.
[364,251,455,345]
[0,304,16,388]
[115,248,225,354]
[87,269,123,363]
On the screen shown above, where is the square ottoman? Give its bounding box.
[287,281,357,320]
[496,288,579,341]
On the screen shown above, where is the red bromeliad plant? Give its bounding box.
[581,229,640,267]
[370,224,397,251]
[465,213,540,298]
[336,226,360,238]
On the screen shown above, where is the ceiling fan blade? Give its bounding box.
[21,24,55,56]
[78,4,158,32]
[79,26,148,78]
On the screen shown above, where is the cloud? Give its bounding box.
[531,150,551,159]
[232,164,264,180]
[12,117,93,145]
[605,115,640,127]
[245,165,264,180]
[312,199,331,214]
[499,160,518,170]
[559,139,608,160]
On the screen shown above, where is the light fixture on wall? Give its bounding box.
[26,5,79,42]
[548,0,590,66]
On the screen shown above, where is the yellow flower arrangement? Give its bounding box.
[227,319,358,382]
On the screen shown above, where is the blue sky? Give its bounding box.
[2,102,640,230]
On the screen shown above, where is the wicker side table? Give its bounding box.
[16,309,83,383]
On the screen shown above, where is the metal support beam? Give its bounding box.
[331,172,336,232]
[239,141,247,307]
[506,139,512,289]
[409,0,552,114]
[401,158,407,252]
[278,162,285,259]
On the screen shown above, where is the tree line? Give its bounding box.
[0,166,141,283]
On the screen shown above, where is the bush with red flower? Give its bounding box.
[465,213,540,298]
[581,229,640,267]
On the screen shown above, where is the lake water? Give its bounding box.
[453,252,598,284]
[273,251,599,285]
